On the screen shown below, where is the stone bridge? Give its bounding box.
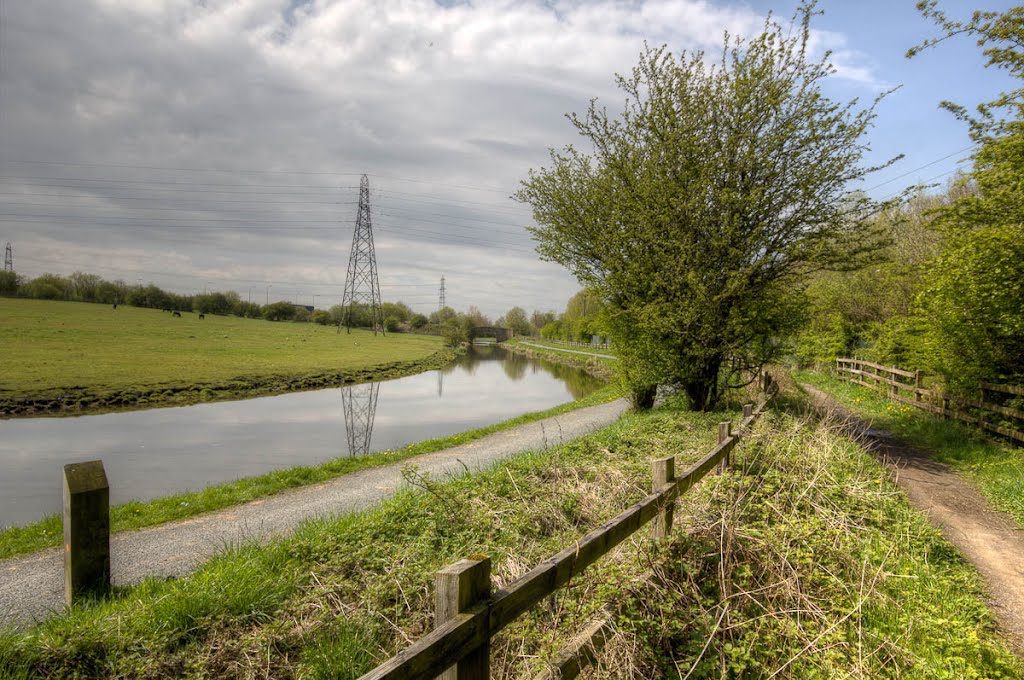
[470,326,511,343]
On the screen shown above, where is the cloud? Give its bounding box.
[0,0,883,317]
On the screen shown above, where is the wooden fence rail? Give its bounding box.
[835,358,1024,445]
[358,374,778,680]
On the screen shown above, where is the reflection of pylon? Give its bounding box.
[341,175,384,334]
[437,370,443,397]
[341,382,381,457]
[3,242,11,272]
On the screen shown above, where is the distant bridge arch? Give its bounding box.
[470,326,511,343]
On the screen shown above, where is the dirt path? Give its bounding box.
[802,384,1024,652]
[0,398,630,629]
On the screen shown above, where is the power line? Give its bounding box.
[863,145,976,192]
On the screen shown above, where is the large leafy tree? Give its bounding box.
[909,3,1024,386]
[516,5,893,409]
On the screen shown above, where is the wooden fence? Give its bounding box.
[358,373,777,680]
[835,358,1024,445]
[532,338,612,351]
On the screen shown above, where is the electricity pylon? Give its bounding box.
[341,175,384,334]
[3,242,11,272]
[438,275,446,311]
[341,382,381,457]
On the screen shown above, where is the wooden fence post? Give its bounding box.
[652,456,676,539]
[914,370,923,402]
[743,403,753,419]
[890,366,898,398]
[63,460,110,606]
[436,558,491,680]
[718,422,732,471]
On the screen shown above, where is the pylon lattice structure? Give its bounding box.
[438,275,446,311]
[341,175,384,334]
[3,242,11,272]
[341,382,381,457]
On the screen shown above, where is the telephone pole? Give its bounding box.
[438,275,446,311]
[341,175,384,334]
[3,242,11,272]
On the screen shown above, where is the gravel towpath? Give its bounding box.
[0,398,629,628]
[803,384,1024,653]
[516,342,617,360]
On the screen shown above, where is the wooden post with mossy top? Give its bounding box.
[436,557,491,680]
[652,456,675,539]
[915,370,923,402]
[63,460,111,605]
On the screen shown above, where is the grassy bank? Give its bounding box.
[2,390,1016,678]
[505,338,617,381]
[0,382,621,560]
[0,298,448,416]
[798,369,1024,529]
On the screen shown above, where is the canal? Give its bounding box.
[0,345,603,528]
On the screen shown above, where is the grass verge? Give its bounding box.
[505,338,617,381]
[1,389,1017,678]
[797,369,1024,528]
[0,384,622,560]
[0,298,448,417]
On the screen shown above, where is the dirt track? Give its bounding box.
[803,384,1024,653]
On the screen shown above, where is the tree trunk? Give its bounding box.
[683,357,722,411]
[630,384,657,410]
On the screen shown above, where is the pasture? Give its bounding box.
[0,298,446,415]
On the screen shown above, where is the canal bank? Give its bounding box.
[0,396,630,627]
[0,346,618,558]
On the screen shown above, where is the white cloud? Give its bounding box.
[0,0,883,317]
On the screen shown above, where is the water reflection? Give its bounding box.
[0,345,603,528]
[341,382,381,457]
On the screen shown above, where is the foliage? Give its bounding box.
[311,309,331,325]
[0,270,17,295]
[262,301,297,321]
[905,2,1024,387]
[517,5,893,409]
[383,315,400,333]
[498,305,532,336]
[409,313,428,329]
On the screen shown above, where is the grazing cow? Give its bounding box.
[172,311,181,318]
[198,313,205,320]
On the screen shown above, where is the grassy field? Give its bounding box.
[797,369,1024,528]
[1,388,1017,678]
[0,298,448,415]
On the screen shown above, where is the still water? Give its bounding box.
[0,346,602,529]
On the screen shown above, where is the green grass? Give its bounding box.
[506,338,618,380]
[0,382,621,560]
[0,298,447,415]
[1,389,1017,678]
[797,370,1024,528]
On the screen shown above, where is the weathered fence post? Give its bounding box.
[652,456,676,539]
[743,403,753,419]
[914,370,923,403]
[436,557,491,680]
[63,460,110,605]
[891,366,898,399]
[718,422,732,471]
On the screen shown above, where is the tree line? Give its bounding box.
[517,1,1024,409]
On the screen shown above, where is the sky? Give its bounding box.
[0,0,1018,319]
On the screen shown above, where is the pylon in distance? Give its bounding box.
[341,175,384,335]
[3,242,11,272]
[438,275,446,311]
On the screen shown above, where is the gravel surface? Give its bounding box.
[517,342,617,360]
[0,398,629,628]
